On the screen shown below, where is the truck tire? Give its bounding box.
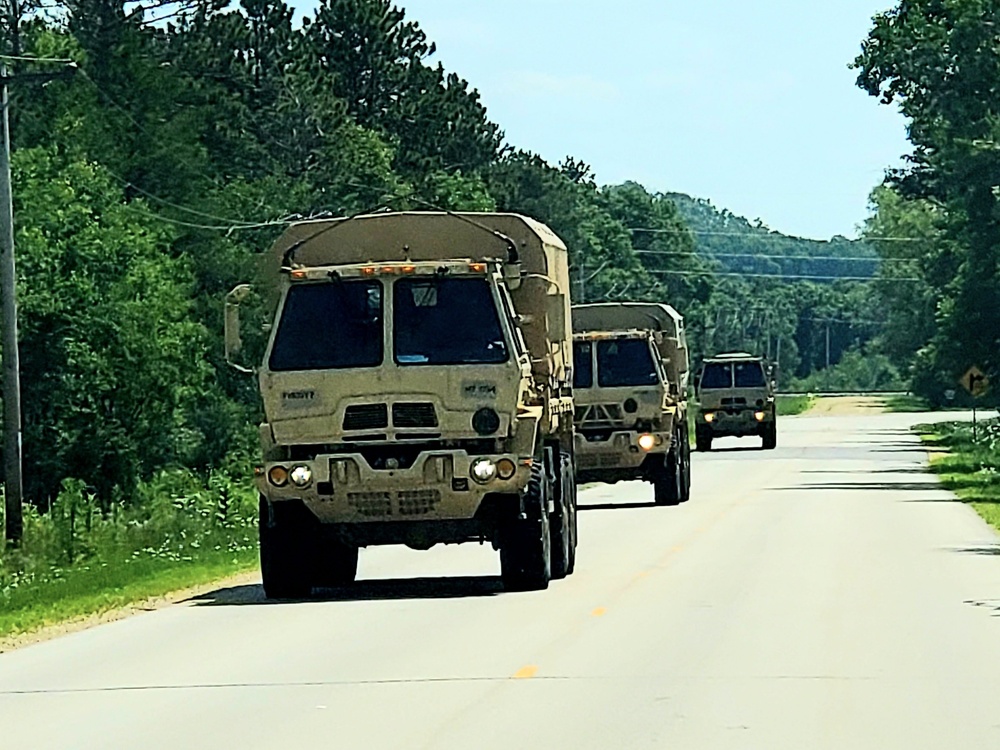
[762,420,777,450]
[680,427,692,503]
[695,425,713,452]
[550,450,576,579]
[500,462,552,591]
[259,498,313,599]
[312,532,359,588]
[653,447,683,506]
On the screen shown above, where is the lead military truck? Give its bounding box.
[571,303,691,505]
[225,212,578,597]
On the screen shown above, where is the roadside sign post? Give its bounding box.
[959,366,990,441]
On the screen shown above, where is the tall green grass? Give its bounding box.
[0,463,259,640]
[776,394,814,416]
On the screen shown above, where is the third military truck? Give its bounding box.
[571,303,691,505]
[225,212,577,597]
[694,352,777,451]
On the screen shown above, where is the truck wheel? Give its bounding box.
[680,428,692,503]
[695,426,713,452]
[550,450,576,579]
[762,420,777,450]
[312,532,359,588]
[500,462,552,591]
[653,448,682,506]
[259,498,313,599]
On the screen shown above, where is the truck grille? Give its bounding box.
[343,404,388,431]
[397,489,441,516]
[346,489,441,517]
[347,491,392,517]
[392,402,438,428]
[576,403,625,425]
[578,453,622,470]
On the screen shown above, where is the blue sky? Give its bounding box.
[293,1,909,240]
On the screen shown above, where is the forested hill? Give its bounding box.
[666,193,878,281]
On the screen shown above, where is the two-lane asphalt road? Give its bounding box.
[3,411,1000,749]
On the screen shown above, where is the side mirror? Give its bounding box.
[502,262,523,291]
[224,284,255,373]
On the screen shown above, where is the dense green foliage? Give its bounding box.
[855,1,1000,404]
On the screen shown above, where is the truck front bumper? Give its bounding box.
[575,429,671,473]
[256,449,530,524]
[700,408,772,437]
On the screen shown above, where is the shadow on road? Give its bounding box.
[190,575,504,606]
[775,481,944,492]
[578,501,659,512]
[700,446,765,454]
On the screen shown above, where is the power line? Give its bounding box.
[628,226,923,242]
[646,268,922,282]
[633,249,905,263]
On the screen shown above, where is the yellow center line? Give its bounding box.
[591,607,608,617]
[512,665,538,680]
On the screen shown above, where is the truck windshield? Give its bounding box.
[394,278,508,366]
[573,342,593,389]
[734,362,767,387]
[269,281,383,371]
[597,340,659,387]
[700,363,732,389]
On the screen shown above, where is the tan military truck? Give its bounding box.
[571,303,691,505]
[225,212,578,597]
[694,352,776,451]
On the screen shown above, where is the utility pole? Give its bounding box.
[0,62,22,545]
[0,57,76,545]
[825,321,831,370]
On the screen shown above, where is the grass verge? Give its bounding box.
[0,537,258,641]
[885,394,933,413]
[917,418,1000,532]
[776,394,814,416]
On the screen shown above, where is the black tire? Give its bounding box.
[695,426,713,452]
[762,420,777,450]
[653,446,683,506]
[312,532,359,588]
[259,498,313,599]
[679,427,692,503]
[500,461,552,591]
[550,450,576,580]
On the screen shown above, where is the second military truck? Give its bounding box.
[225,212,578,596]
[694,352,777,451]
[571,303,691,505]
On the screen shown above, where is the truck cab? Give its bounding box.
[571,303,691,505]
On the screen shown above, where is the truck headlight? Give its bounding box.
[704,412,716,423]
[470,458,497,483]
[268,466,289,487]
[754,411,766,422]
[290,465,313,487]
[638,433,656,451]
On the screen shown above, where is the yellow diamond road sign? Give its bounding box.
[960,366,990,397]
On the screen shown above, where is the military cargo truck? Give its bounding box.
[225,212,578,597]
[694,352,776,451]
[571,303,691,505]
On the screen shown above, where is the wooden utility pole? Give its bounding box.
[0,62,23,545]
[0,57,75,545]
